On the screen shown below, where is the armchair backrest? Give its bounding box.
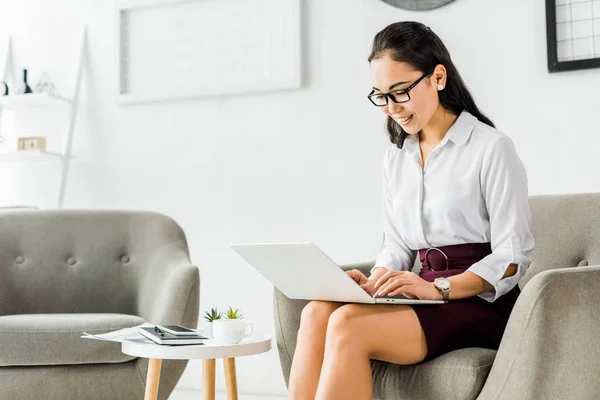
[409,193,600,288]
[520,193,600,288]
[0,210,190,315]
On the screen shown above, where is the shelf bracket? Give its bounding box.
[57,27,87,209]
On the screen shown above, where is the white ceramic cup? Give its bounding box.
[212,320,253,345]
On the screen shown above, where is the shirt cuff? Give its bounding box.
[372,249,398,274]
[467,259,518,302]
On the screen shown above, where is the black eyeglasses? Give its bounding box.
[154,326,165,337]
[368,72,432,107]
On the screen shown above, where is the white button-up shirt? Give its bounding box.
[374,111,534,302]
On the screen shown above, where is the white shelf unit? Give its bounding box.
[0,29,86,208]
[0,93,72,109]
[0,149,69,163]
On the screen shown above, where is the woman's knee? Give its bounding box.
[300,301,340,330]
[325,304,364,343]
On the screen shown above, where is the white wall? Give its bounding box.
[0,0,599,397]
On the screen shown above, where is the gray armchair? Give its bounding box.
[274,193,600,400]
[0,210,199,400]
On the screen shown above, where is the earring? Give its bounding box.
[437,84,444,91]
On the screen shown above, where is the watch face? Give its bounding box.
[435,278,451,290]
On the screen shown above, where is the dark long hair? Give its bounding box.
[368,21,494,148]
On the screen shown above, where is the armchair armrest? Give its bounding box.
[339,261,376,277]
[141,263,199,328]
[477,265,600,400]
[136,243,200,329]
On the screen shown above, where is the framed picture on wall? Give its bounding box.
[116,0,302,104]
[545,0,600,72]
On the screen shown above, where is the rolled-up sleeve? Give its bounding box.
[467,136,535,302]
[372,149,416,275]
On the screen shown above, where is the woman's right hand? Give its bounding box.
[346,269,376,296]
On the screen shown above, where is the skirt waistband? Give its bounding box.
[419,242,492,272]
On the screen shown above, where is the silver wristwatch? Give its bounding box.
[434,277,451,301]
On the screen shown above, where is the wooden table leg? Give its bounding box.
[202,359,216,400]
[144,358,162,400]
[224,358,238,400]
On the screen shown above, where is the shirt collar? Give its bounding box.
[444,110,477,146]
[402,110,477,152]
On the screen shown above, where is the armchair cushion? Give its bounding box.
[371,348,496,400]
[0,313,144,366]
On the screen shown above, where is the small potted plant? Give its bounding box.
[212,306,253,344]
[224,306,243,320]
[202,307,222,339]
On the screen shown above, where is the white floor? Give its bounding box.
[169,388,286,400]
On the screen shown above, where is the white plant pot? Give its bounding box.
[204,321,213,339]
[212,319,254,345]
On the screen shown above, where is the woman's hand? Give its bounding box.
[346,269,376,296]
[373,270,441,301]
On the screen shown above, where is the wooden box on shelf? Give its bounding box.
[18,136,46,151]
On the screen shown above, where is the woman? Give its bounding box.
[288,21,534,400]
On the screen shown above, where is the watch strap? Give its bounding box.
[441,288,450,301]
[434,279,451,301]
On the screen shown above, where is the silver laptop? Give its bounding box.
[230,242,445,305]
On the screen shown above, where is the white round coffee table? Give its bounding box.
[122,332,272,400]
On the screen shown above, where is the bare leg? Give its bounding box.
[288,301,344,400]
[315,304,427,400]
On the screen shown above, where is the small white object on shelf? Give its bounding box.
[0,93,72,109]
[0,149,68,163]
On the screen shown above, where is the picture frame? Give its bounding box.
[116,0,302,104]
[546,0,600,72]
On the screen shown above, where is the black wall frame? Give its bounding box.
[546,0,600,72]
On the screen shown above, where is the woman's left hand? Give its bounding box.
[373,270,441,301]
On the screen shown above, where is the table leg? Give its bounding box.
[224,358,238,400]
[202,359,216,400]
[144,358,162,400]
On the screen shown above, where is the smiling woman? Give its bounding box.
[287,21,534,400]
[367,22,495,149]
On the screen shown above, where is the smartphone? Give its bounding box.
[157,325,200,336]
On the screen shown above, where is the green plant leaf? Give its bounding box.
[202,307,222,322]
[224,306,244,319]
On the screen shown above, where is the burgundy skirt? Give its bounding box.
[411,242,520,362]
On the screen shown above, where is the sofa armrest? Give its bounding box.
[137,261,200,329]
[477,265,600,400]
[273,260,375,386]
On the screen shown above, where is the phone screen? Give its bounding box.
[161,325,195,333]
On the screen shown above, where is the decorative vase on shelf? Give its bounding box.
[19,69,33,94]
[35,72,59,97]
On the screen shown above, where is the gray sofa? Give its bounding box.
[274,193,600,400]
[0,210,199,400]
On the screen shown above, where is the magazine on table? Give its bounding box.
[81,324,206,346]
[138,326,207,345]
